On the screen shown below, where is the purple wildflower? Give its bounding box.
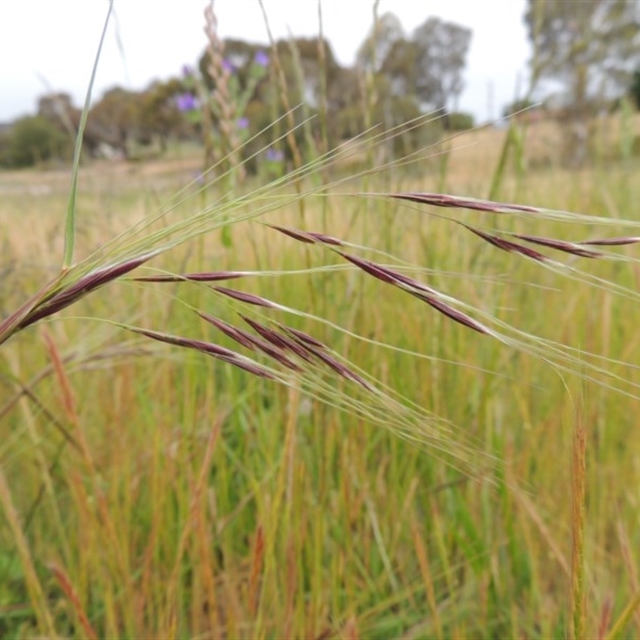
[236,117,249,130]
[175,93,198,112]
[254,50,269,67]
[265,148,284,162]
[182,64,194,78]
[222,59,236,74]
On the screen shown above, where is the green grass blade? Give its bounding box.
[63,0,114,269]
[605,593,640,640]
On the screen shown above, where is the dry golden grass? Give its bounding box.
[3,118,640,638]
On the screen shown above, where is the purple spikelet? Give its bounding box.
[214,287,278,308]
[514,234,602,258]
[19,253,157,329]
[465,226,547,261]
[129,326,276,379]
[389,192,539,214]
[135,271,245,282]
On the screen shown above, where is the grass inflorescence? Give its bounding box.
[3,3,640,639]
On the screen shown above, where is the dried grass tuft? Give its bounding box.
[128,326,276,379]
[203,2,244,178]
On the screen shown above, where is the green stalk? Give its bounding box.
[606,593,640,640]
[63,0,113,269]
[571,407,587,640]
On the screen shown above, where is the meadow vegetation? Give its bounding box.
[3,4,640,639]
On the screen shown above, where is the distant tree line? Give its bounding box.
[0,79,196,168]
[0,12,476,170]
[523,0,640,166]
[3,2,640,170]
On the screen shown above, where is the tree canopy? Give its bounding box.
[525,0,640,166]
[359,14,472,113]
[525,0,640,109]
[2,11,476,168]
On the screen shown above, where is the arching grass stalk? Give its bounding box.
[6,91,640,640]
[63,0,113,269]
[264,221,640,402]
[6,113,640,482]
[0,107,445,350]
[570,403,586,640]
[102,310,494,478]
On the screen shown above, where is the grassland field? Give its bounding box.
[1,114,640,638]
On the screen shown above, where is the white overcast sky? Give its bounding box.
[0,0,530,124]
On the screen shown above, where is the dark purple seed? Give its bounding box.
[214,287,277,308]
[281,325,327,349]
[135,271,244,282]
[199,312,258,350]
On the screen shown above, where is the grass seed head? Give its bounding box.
[299,341,374,391]
[339,252,399,286]
[198,312,258,350]
[514,234,602,258]
[580,236,640,246]
[19,253,157,329]
[267,224,316,244]
[213,287,278,308]
[268,224,344,246]
[412,292,490,335]
[240,315,290,350]
[135,271,245,282]
[306,231,343,246]
[280,325,328,350]
[129,326,276,379]
[465,226,547,261]
[390,192,539,214]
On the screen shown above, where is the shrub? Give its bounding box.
[446,110,475,130]
[0,115,71,168]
